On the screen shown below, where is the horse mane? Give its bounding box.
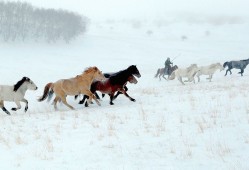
[13,77,30,92]
[186,64,197,73]
[209,63,219,69]
[83,66,98,74]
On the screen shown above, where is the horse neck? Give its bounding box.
[16,84,28,95]
[79,72,95,84]
[110,71,129,85]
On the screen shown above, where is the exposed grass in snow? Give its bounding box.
[0,22,249,169]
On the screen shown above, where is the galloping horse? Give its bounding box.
[154,65,178,80]
[38,66,105,110]
[0,77,38,115]
[77,65,141,106]
[169,64,199,85]
[196,63,224,82]
[223,59,249,76]
[79,75,138,106]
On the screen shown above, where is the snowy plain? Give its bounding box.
[0,20,249,170]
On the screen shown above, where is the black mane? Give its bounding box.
[13,77,30,92]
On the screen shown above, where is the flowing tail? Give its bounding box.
[154,69,160,78]
[38,82,54,102]
[168,71,176,80]
[223,62,228,68]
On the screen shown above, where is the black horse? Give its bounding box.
[77,65,141,106]
[223,59,249,76]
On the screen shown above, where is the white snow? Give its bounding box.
[0,21,249,170]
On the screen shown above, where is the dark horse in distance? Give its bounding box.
[223,59,249,76]
[154,65,178,80]
[77,65,141,106]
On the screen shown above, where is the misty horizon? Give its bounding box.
[6,0,249,22]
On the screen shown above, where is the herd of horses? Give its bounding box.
[155,58,249,85]
[0,65,141,115]
[0,58,249,115]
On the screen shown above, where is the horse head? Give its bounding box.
[127,65,141,78]
[217,63,224,71]
[14,77,38,92]
[128,75,138,84]
[85,66,105,81]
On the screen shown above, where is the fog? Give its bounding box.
[8,0,249,21]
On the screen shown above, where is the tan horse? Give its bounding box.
[38,66,105,110]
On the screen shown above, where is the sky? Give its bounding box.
[7,0,249,20]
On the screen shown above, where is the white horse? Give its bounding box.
[0,77,38,115]
[169,64,200,85]
[196,63,224,82]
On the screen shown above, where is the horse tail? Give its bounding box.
[154,69,160,78]
[38,82,54,102]
[168,71,176,80]
[223,62,228,68]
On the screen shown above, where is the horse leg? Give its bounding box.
[119,89,136,102]
[95,92,100,100]
[225,69,231,76]
[209,74,213,82]
[0,101,10,115]
[11,101,22,111]
[113,86,127,100]
[53,96,60,110]
[162,75,167,80]
[197,75,200,82]
[21,99,28,112]
[61,96,74,110]
[109,93,115,105]
[79,95,88,104]
[83,89,101,106]
[178,76,185,85]
[240,69,244,76]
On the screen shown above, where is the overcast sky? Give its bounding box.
[9,0,249,20]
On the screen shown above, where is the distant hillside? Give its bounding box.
[0,1,89,43]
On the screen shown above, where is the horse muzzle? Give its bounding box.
[134,73,141,78]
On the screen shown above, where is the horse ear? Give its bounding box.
[23,77,30,81]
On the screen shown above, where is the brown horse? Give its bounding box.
[38,66,105,110]
[78,74,138,106]
[155,65,178,80]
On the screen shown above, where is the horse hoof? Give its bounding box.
[131,99,136,102]
[11,108,17,111]
[110,102,114,105]
[79,101,84,104]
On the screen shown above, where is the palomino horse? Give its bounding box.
[169,64,199,85]
[154,65,178,80]
[77,65,141,106]
[223,58,249,76]
[38,66,105,110]
[78,75,138,106]
[0,77,38,115]
[196,63,224,82]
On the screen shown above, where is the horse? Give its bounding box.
[154,65,178,81]
[196,63,224,82]
[77,65,141,106]
[223,58,249,76]
[78,75,138,106]
[38,66,105,110]
[0,77,38,115]
[168,64,199,85]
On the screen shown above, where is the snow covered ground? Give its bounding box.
[0,21,249,169]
